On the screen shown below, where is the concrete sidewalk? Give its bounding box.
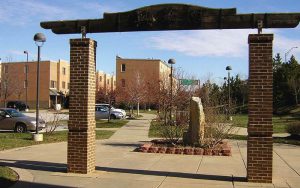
[235,127,290,137]
[0,113,299,188]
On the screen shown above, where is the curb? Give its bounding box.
[10,167,34,188]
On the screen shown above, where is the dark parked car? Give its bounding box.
[0,108,45,133]
[7,101,29,111]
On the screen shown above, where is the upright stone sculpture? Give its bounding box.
[184,97,206,145]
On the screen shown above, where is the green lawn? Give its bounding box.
[0,166,18,187]
[139,110,158,115]
[148,121,163,138]
[148,121,187,138]
[229,134,300,146]
[126,109,158,115]
[0,130,115,151]
[96,119,129,128]
[232,114,300,133]
[149,121,300,146]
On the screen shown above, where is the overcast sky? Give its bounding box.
[0,0,299,84]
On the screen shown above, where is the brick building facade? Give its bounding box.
[96,71,116,94]
[115,56,171,104]
[0,60,69,108]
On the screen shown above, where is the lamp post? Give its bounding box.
[168,58,176,124]
[285,47,298,63]
[226,66,232,120]
[33,33,46,139]
[24,51,29,108]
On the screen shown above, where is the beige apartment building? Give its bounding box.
[96,71,116,94]
[116,56,171,103]
[0,60,70,108]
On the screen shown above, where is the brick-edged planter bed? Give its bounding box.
[137,140,231,156]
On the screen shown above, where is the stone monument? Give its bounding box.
[184,97,206,145]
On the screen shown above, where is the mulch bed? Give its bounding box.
[137,139,231,156]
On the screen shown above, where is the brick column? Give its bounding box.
[247,34,273,183]
[68,38,97,174]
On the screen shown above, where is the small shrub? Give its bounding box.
[286,122,300,135]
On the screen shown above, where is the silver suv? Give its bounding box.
[95,104,126,120]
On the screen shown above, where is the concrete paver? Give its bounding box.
[0,113,300,188]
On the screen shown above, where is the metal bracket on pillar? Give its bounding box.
[81,26,86,38]
[257,20,263,34]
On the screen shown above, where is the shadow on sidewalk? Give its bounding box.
[102,142,140,147]
[10,181,72,188]
[96,166,246,182]
[0,159,67,173]
[0,159,246,183]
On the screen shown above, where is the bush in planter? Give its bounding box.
[286,122,300,136]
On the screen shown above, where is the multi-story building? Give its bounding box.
[0,60,70,108]
[96,71,116,94]
[116,56,171,103]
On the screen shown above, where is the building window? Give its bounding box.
[4,65,8,73]
[107,79,109,85]
[67,83,70,89]
[121,79,125,87]
[24,65,29,74]
[24,80,27,89]
[121,64,126,72]
[62,81,66,89]
[62,67,66,75]
[50,80,57,88]
[100,76,102,82]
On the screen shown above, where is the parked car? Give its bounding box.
[96,104,126,117]
[7,101,29,111]
[95,104,126,119]
[0,108,45,133]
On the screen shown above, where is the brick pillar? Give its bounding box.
[68,38,97,174]
[247,34,273,183]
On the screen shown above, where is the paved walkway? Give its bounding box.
[235,127,290,138]
[0,113,299,188]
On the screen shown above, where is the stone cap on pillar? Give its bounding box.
[70,38,97,47]
[248,34,274,43]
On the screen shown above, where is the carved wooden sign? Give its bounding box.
[41,3,300,34]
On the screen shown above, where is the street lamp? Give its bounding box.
[33,33,46,137]
[24,51,29,108]
[168,58,176,124]
[226,66,232,120]
[285,47,298,63]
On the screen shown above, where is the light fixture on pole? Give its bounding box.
[168,58,176,124]
[33,33,46,140]
[285,46,298,63]
[24,51,29,109]
[226,66,232,120]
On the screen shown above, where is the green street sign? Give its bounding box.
[180,79,200,86]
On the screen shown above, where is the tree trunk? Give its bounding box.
[137,101,140,116]
[294,87,298,105]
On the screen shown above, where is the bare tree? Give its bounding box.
[40,111,67,135]
[0,69,23,107]
[149,69,201,144]
[122,71,147,116]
